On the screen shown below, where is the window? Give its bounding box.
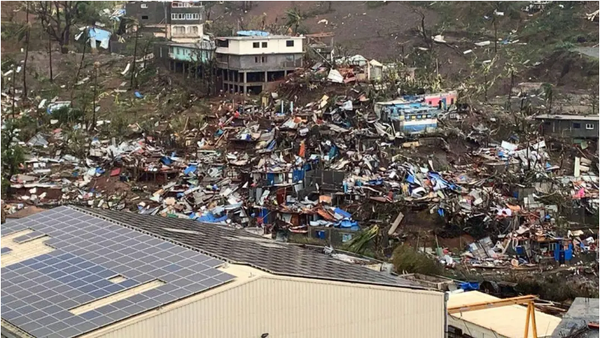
[428,101,432,105]
[573,122,581,129]
[262,56,267,63]
[216,39,229,47]
[141,3,148,8]
[586,123,594,130]
[173,26,185,34]
[185,13,199,20]
[188,26,198,34]
[253,42,259,48]
[255,56,259,63]
[450,98,455,104]
[262,42,268,48]
[141,15,148,20]
[172,2,201,7]
[171,13,185,20]
[286,40,294,47]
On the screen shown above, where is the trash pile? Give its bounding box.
[2,46,599,274]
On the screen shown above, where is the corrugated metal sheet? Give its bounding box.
[89,275,445,338]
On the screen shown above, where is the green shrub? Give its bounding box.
[392,244,444,275]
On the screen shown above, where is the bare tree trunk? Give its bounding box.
[493,17,498,54]
[54,1,66,53]
[484,73,488,102]
[48,33,53,83]
[12,65,16,118]
[91,66,98,131]
[142,38,152,69]
[130,26,140,89]
[23,3,30,100]
[74,29,87,93]
[506,69,514,111]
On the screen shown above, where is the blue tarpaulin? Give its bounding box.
[266,173,275,185]
[160,156,173,165]
[292,169,305,183]
[328,146,338,159]
[338,220,359,231]
[198,212,227,223]
[236,30,270,37]
[134,91,144,99]
[88,27,111,49]
[334,208,352,219]
[459,282,480,291]
[367,178,383,186]
[184,165,197,175]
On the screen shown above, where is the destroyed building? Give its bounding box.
[215,31,305,94]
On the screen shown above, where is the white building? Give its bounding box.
[215,33,305,94]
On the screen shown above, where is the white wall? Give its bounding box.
[89,274,445,338]
[217,37,303,55]
[168,24,204,42]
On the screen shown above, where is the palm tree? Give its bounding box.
[542,83,554,114]
[285,8,303,35]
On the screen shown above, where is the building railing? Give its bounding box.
[282,59,303,68]
[171,32,202,38]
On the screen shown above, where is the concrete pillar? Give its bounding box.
[243,72,247,94]
[264,71,268,83]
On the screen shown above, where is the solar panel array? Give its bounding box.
[86,207,422,289]
[1,206,234,338]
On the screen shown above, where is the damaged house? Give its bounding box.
[215,31,305,94]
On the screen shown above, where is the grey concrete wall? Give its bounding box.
[218,53,303,71]
[540,120,599,139]
[126,2,166,25]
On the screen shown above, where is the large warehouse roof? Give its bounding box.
[2,206,424,338]
[1,207,234,338]
[85,207,420,288]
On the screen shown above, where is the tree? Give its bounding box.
[47,26,53,82]
[542,83,554,114]
[73,27,88,89]
[130,20,140,89]
[285,8,303,35]
[22,3,31,100]
[34,1,94,54]
[1,120,27,198]
[90,61,100,131]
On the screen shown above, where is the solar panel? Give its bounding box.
[1,247,12,254]
[1,206,235,338]
[85,207,422,289]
